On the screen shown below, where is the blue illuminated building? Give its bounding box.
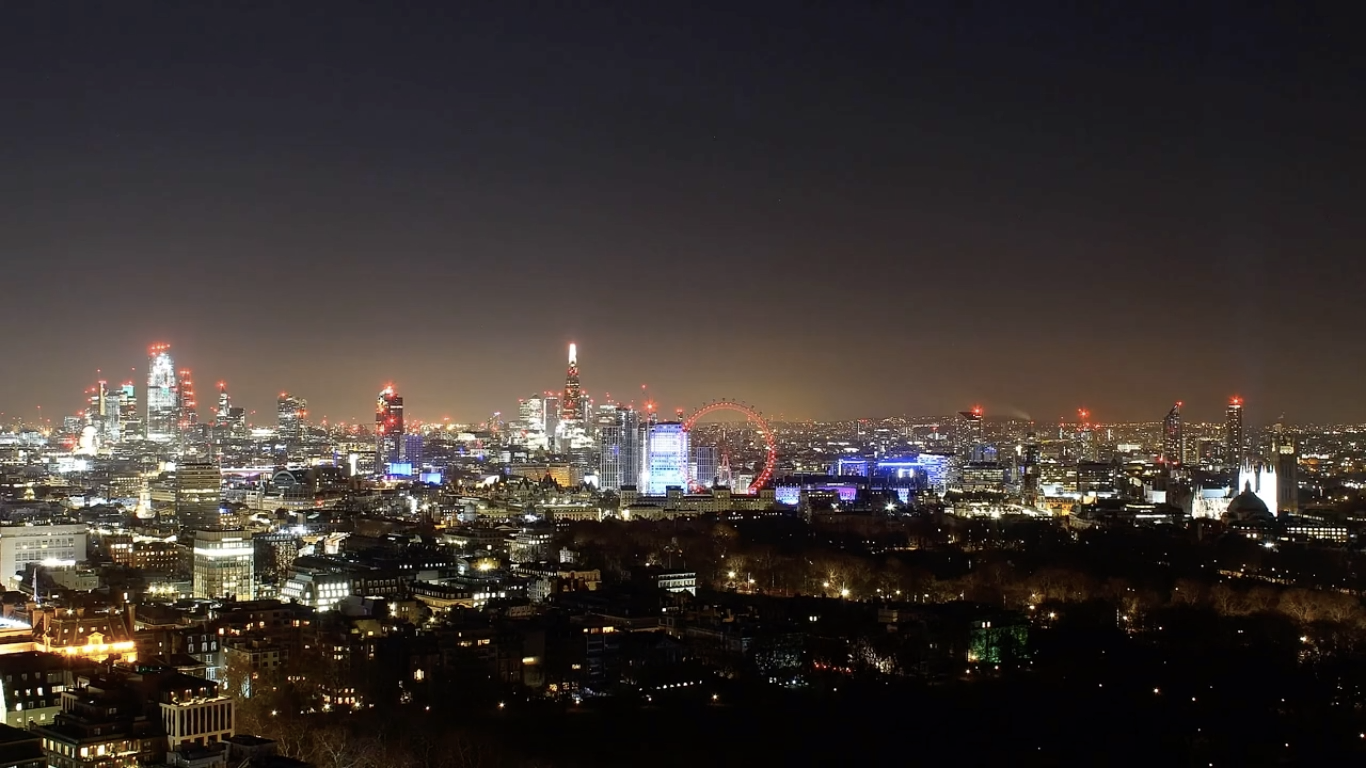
[815,454,954,502]
[403,434,424,467]
[645,422,689,494]
[775,483,860,506]
[876,454,952,493]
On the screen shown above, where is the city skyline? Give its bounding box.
[0,337,1320,430]
[3,5,1365,764]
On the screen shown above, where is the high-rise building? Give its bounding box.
[1161,402,1183,466]
[177,369,198,435]
[518,396,549,451]
[1225,396,1245,468]
[145,344,178,443]
[375,386,404,471]
[277,393,307,441]
[957,407,984,460]
[193,529,255,600]
[1019,432,1041,504]
[118,382,140,441]
[1073,409,1097,463]
[692,444,719,490]
[215,387,247,440]
[644,422,689,494]
[403,434,424,469]
[215,382,232,425]
[555,344,592,451]
[561,343,583,423]
[597,405,642,491]
[86,380,102,425]
[87,380,122,443]
[544,395,561,449]
[176,462,222,530]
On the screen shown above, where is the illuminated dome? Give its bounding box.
[1224,483,1274,524]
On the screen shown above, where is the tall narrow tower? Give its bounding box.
[1161,402,1183,466]
[561,343,583,423]
[119,382,139,441]
[375,386,405,471]
[1225,396,1245,469]
[177,369,198,433]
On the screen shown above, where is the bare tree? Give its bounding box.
[1278,588,1319,624]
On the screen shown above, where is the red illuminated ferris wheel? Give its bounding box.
[682,400,778,493]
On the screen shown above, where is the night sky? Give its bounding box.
[2,2,1362,425]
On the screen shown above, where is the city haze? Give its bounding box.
[1,2,1363,422]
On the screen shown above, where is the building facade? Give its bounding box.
[276,394,306,442]
[645,422,689,494]
[192,530,254,601]
[1161,402,1182,466]
[175,464,221,530]
[375,387,404,472]
[0,525,87,592]
[597,406,641,492]
[145,345,178,443]
[1225,397,1245,469]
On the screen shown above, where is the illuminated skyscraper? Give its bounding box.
[214,384,247,441]
[597,405,642,491]
[956,407,984,460]
[517,395,549,451]
[215,383,231,425]
[87,380,121,443]
[375,386,404,471]
[1225,397,1245,468]
[561,343,583,423]
[118,383,140,441]
[177,370,198,435]
[277,393,307,441]
[644,421,689,494]
[1161,402,1183,466]
[145,344,178,443]
[555,344,592,451]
